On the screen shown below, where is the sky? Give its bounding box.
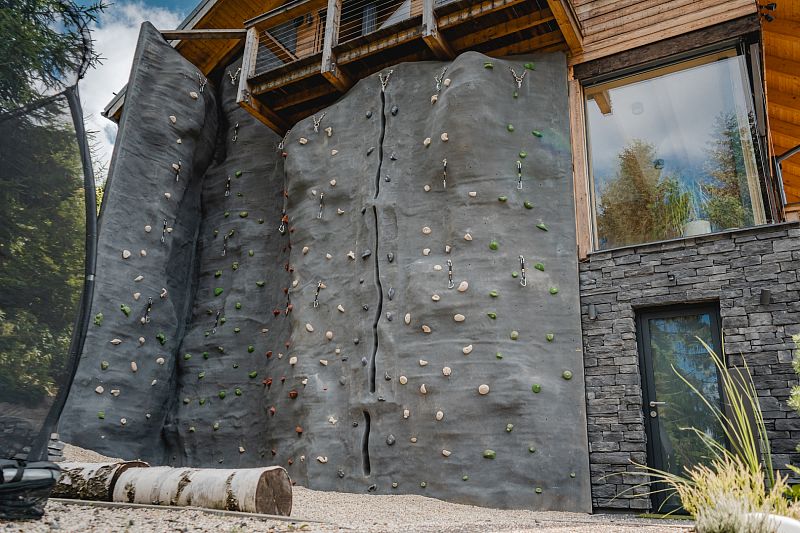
[80,1,199,180]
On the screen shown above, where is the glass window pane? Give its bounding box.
[585,51,766,250]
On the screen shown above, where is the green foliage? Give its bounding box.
[0,0,106,112]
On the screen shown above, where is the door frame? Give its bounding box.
[635,302,725,512]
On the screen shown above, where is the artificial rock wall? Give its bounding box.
[62,22,591,511]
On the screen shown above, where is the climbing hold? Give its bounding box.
[404,313,411,325]
[289,356,298,366]
[391,105,398,116]
[325,331,333,340]
[535,487,543,494]
[454,314,465,322]
[218,391,227,399]
[183,353,192,361]
[139,250,146,257]
[489,241,499,251]
[366,110,372,118]
[524,201,533,209]
[362,249,372,259]
[506,423,514,432]
[550,287,559,295]
[422,226,432,235]
[440,132,449,142]
[94,386,104,394]
[510,331,519,340]
[532,130,543,137]
[464,233,473,241]
[507,124,515,132]
[484,62,494,69]
[387,252,394,263]
[498,196,508,202]
[423,248,431,256]
[331,149,338,156]
[423,137,431,147]
[442,366,451,377]
[302,246,309,255]
[100,361,109,370]
[443,78,451,87]
[110,338,122,345]
[256,281,265,287]
[386,434,396,446]
[487,312,497,319]
[299,137,308,145]
[468,191,477,198]
[399,376,408,385]
[419,384,427,394]
[422,324,431,333]
[410,437,417,443]
[536,223,548,231]
[419,359,428,366]
[163,193,170,200]
[121,249,131,259]
[529,446,537,453]
[431,95,438,104]
[478,384,490,395]
[235,388,242,396]
[562,370,573,380]
[94,313,103,326]
[214,287,223,296]
[235,302,242,310]
[347,250,356,260]
[403,409,410,419]
[442,449,451,457]
[144,225,152,233]
[189,91,198,99]
[239,211,248,218]
[435,410,444,421]
[456,281,469,292]
[130,361,138,373]
[496,352,503,359]
[524,62,535,70]
[546,333,554,342]
[169,115,177,124]
[326,253,332,260]
[532,384,542,393]
[156,333,166,345]
[337,304,345,313]
[511,271,519,278]
[325,127,332,137]
[156,357,165,365]
[489,290,498,298]
[420,482,427,488]
[462,344,473,355]
[431,294,440,302]
[519,151,527,158]
[483,449,496,459]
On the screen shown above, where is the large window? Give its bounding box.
[585,49,766,250]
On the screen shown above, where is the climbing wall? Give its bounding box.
[61,21,590,511]
[280,52,590,511]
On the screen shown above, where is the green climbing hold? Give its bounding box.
[462,475,469,481]
[524,62,535,70]
[562,370,573,380]
[531,384,541,393]
[204,331,210,337]
[546,333,554,342]
[510,330,519,340]
[199,398,206,405]
[184,353,192,360]
[156,333,166,345]
[257,219,264,224]
[235,170,242,177]
[189,426,196,432]
[232,262,239,270]
[218,390,226,399]
[529,446,537,453]
[549,287,559,295]
[97,411,105,419]
[235,302,242,310]
[535,487,543,494]
[534,262,545,271]
[498,195,508,202]
[519,151,527,158]
[511,271,519,278]
[524,201,533,209]
[239,211,248,218]
[248,371,257,378]
[484,62,493,69]
[214,287,224,296]
[247,345,254,353]
[489,240,499,251]
[213,422,220,431]
[220,317,226,324]
[248,250,254,257]
[198,372,205,379]
[505,423,514,432]
[489,290,498,298]
[233,327,241,333]
[420,481,427,488]
[487,312,497,319]
[224,211,230,218]
[483,449,496,459]
[532,130,543,137]
[234,388,242,396]
[215,270,222,278]
[570,472,576,478]
[536,222,548,231]
[100,361,109,370]
[237,192,243,197]
[120,304,131,317]
[203,351,209,359]
[513,91,518,99]
[496,352,503,359]
[507,124,515,132]
[94,313,104,326]
[256,281,265,287]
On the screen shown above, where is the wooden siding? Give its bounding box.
[567,0,758,64]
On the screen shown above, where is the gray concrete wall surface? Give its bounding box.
[579,223,800,511]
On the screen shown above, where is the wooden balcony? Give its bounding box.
[235,0,568,132]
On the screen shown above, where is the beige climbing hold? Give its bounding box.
[95,386,104,394]
[443,78,451,87]
[122,249,131,259]
[442,449,451,457]
[462,344,473,355]
[134,275,144,282]
[403,409,410,419]
[302,246,309,255]
[325,126,332,137]
[442,366,452,377]
[130,361,138,372]
[399,375,408,385]
[422,325,431,333]
[478,384,490,395]
[169,115,177,124]
[166,227,173,233]
[301,378,308,385]
[431,94,438,104]
[337,208,345,215]
[140,250,147,257]
[133,292,141,300]
[457,281,469,292]
[138,337,145,345]
[423,137,431,147]
[337,304,345,313]
[110,389,120,396]
[445,245,452,253]
[454,314,466,322]
[440,132,449,142]
[422,226,432,235]
[156,357,165,365]
[347,251,356,260]
[433,264,442,271]
[334,348,341,355]
[464,233,472,241]
[468,191,477,198]
[419,384,427,394]
[171,163,180,172]
[320,359,328,366]
[328,416,338,425]
[120,418,127,425]
[431,294,440,302]
[423,184,431,192]
[164,192,171,200]
[239,446,246,454]
[289,356,298,365]
[311,189,318,196]
[299,137,308,145]
[404,313,411,325]
[329,179,336,186]
[110,338,122,345]
[305,323,314,332]
[144,225,152,233]
[316,456,328,464]
[410,437,418,443]
[435,410,444,421]
[176,138,182,144]
[160,288,168,299]
[419,359,428,366]
[292,279,299,288]
[325,331,334,340]
[326,253,333,260]
[423,248,431,256]
[330,149,338,156]
[189,91,198,99]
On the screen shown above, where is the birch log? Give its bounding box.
[52,461,149,501]
[112,466,292,516]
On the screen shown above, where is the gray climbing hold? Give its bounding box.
[366,110,372,118]
[386,434,396,446]
[362,249,372,259]
[387,252,394,263]
[361,357,368,366]
[387,287,395,300]
[386,312,393,321]
[390,105,398,116]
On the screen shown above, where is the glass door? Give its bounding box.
[636,304,726,512]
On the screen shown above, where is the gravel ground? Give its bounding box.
[0,445,693,532]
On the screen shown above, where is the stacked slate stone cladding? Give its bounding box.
[579,222,800,510]
[62,22,593,511]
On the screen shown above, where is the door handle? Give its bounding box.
[649,401,667,407]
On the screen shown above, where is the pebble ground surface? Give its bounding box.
[0,446,692,532]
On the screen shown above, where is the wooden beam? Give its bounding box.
[768,90,800,114]
[160,29,247,40]
[240,94,289,133]
[450,8,554,50]
[338,26,422,64]
[321,0,353,92]
[237,27,288,134]
[545,0,582,53]
[252,62,322,93]
[246,0,328,32]
[764,18,800,41]
[422,0,455,59]
[262,30,298,63]
[568,75,592,259]
[485,30,563,57]
[772,119,800,142]
[273,84,336,111]
[590,89,612,115]
[766,55,800,80]
[196,39,243,75]
[438,0,527,30]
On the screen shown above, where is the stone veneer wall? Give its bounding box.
[579,222,800,510]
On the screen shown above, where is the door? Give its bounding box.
[636,304,726,512]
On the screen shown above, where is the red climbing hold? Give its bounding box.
[264,377,273,387]
[295,426,303,435]
[269,406,276,415]
[288,389,298,399]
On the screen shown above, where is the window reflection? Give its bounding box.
[585,51,766,250]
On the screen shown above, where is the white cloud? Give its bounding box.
[80,2,184,182]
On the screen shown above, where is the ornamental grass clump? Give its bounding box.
[630,339,800,530]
